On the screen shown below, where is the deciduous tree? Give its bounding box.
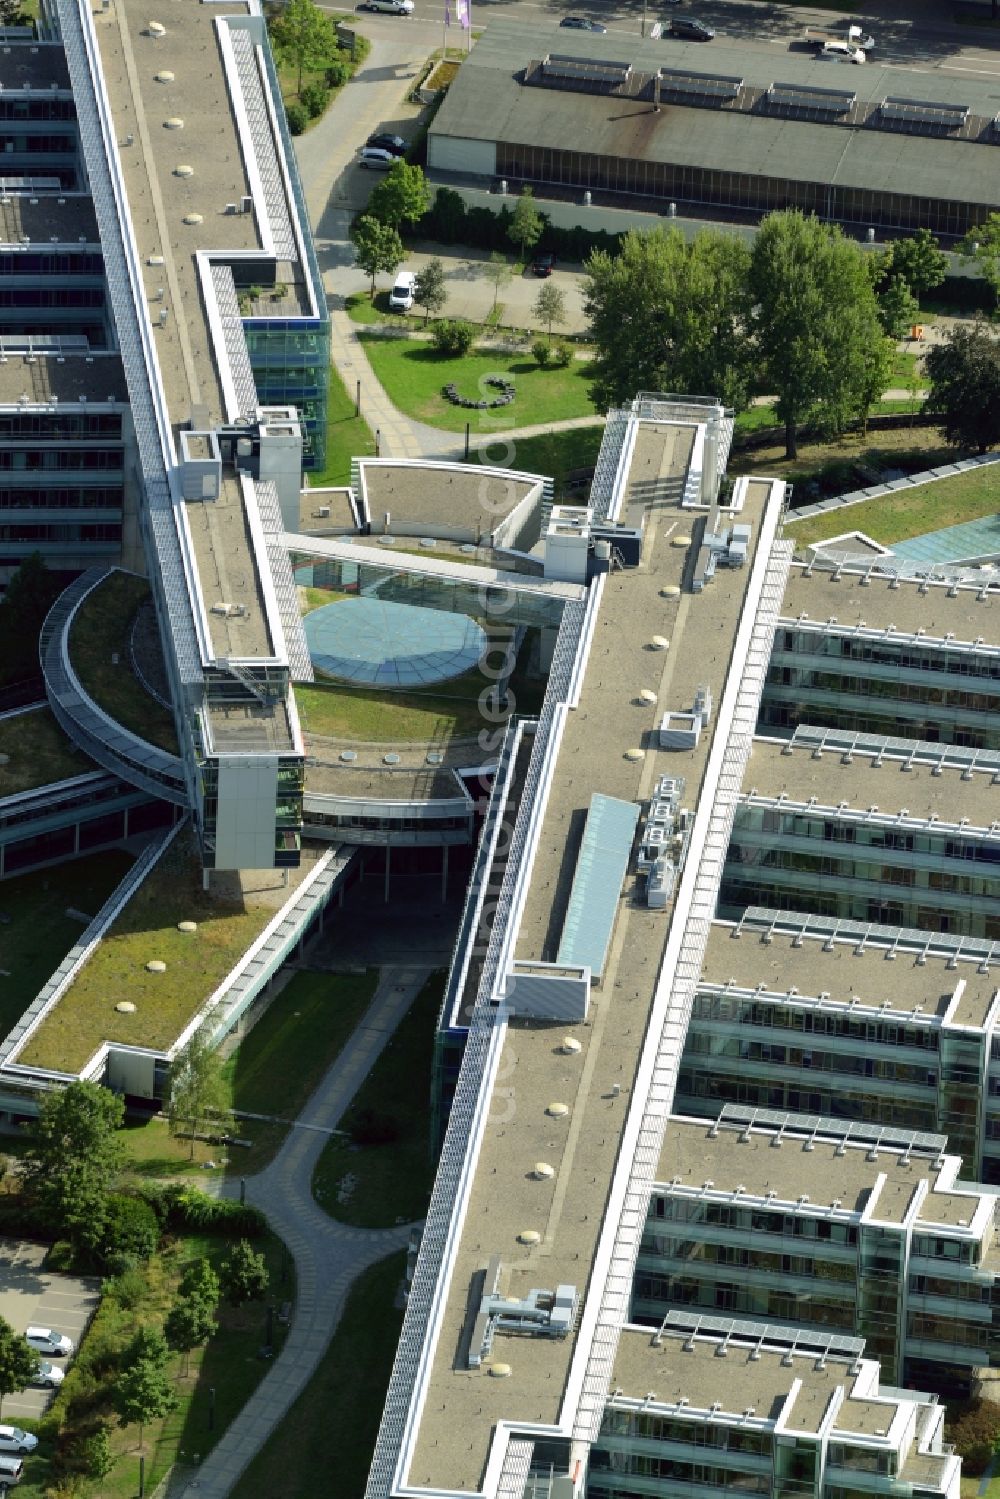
[19,1081,124,1250]
[534,282,567,342]
[889,229,947,301]
[0,1320,38,1419]
[878,274,919,341]
[367,160,431,231]
[350,216,404,298]
[414,258,447,324]
[961,214,1000,304]
[584,225,751,412]
[221,1240,269,1306]
[113,1329,177,1452]
[926,318,1000,453]
[748,210,888,458]
[165,1294,217,1377]
[508,188,543,262]
[267,0,338,96]
[168,1026,228,1159]
[486,251,512,313]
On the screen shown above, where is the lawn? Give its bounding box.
[68,571,179,755]
[312,972,443,1228]
[119,969,379,1178]
[18,827,287,1073]
[310,362,377,487]
[784,459,1000,550]
[0,706,93,795]
[240,1250,405,1499]
[0,850,134,1035]
[472,422,605,492]
[18,1228,293,1499]
[357,333,598,432]
[729,425,963,484]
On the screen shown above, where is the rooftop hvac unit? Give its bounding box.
[225,202,238,215]
[313,505,331,518]
[241,195,252,214]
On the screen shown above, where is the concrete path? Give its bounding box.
[177,964,432,1499]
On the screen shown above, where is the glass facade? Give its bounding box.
[243,317,330,472]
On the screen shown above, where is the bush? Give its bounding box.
[104,1266,147,1311]
[300,82,329,119]
[325,58,349,89]
[285,101,308,136]
[531,338,551,369]
[431,318,475,357]
[98,1194,159,1270]
[152,1183,267,1238]
[551,341,573,368]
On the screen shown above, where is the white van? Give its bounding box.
[361,0,414,13]
[816,40,865,62]
[0,1453,24,1484]
[388,271,417,311]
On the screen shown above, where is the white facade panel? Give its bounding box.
[428,134,497,178]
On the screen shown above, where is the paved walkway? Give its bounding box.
[177,964,431,1499]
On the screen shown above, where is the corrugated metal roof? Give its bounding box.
[431,19,1000,208]
[556,791,639,979]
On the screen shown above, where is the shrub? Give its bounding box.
[157,1183,266,1238]
[325,58,349,89]
[350,1107,401,1146]
[285,101,308,136]
[300,82,329,119]
[945,1399,1000,1475]
[431,318,475,357]
[550,341,573,368]
[98,1194,159,1270]
[104,1266,147,1311]
[531,338,551,369]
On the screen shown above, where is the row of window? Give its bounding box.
[676,1070,943,1136]
[0,523,119,543]
[775,630,1000,679]
[691,992,939,1048]
[759,699,994,750]
[0,488,122,510]
[685,1029,937,1086]
[769,665,1000,715]
[0,450,122,471]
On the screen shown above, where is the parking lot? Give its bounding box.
[0,1240,100,1420]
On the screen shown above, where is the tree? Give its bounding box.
[367,160,431,231]
[267,0,338,96]
[856,332,896,438]
[748,210,888,459]
[878,274,919,341]
[486,251,512,313]
[414,258,447,325]
[584,225,751,412]
[165,1295,217,1377]
[350,216,404,299]
[81,1426,115,1483]
[889,229,947,301]
[221,1239,269,1306]
[508,188,543,262]
[113,1332,177,1453]
[0,1320,38,1420]
[534,282,567,342]
[962,215,1000,304]
[179,1259,221,1312]
[926,318,1000,453]
[430,318,475,357]
[0,0,22,24]
[168,1026,228,1159]
[19,1081,124,1250]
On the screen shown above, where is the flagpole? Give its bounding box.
[442,0,447,64]
[467,0,472,51]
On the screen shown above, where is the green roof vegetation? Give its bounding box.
[19,827,288,1073]
[0,850,135,1038]
[0,706,94,795]
[785,461,1000,550]
[68,571,179,755]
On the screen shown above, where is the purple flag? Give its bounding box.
[455,0,470,26]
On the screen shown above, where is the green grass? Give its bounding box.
[311,362,377,487]
[472,422,605,491]
[19,827,286,1073]
[892,348,920,385]
[0,851,134,1035]
[785,459,1000,549]
[18,1229,293,1499]
[69,571,179,754]
[240,1250,405,1499]
[312,973,442,1228]
[357,333,598,432]
[0,706,93,794]
[120,969,380,1178]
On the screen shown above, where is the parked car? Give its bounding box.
[389,271,417,310]
[25,1327,74,1358]
[358,147,397,170]
[366,132,408,155]
[0,1455,23,1486]
[669,16,714,39]
[359,0,414,13]
[815,39,865,61]
[0,1429,36,1457]
[32,1361,64,1389]
[532,252,556,277]
[560,16,607,31]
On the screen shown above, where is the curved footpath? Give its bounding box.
[176,964,431,1498]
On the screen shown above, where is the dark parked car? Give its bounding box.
[560,15,607,31]
[367,132,408,155]
[669,15,714,38]
[532,252,556,277]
